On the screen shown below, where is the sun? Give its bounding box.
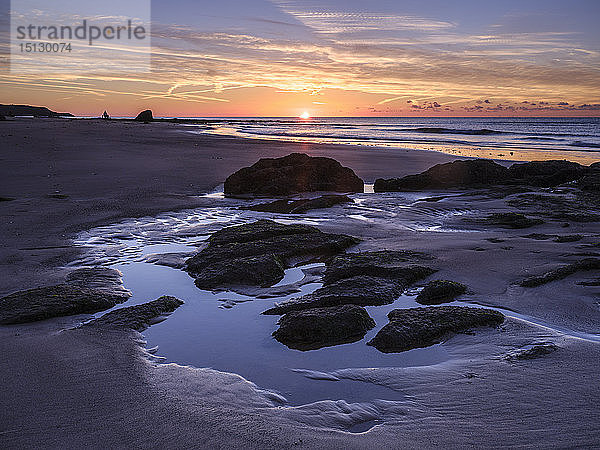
[299,111,310,119]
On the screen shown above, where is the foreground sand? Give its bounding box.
[1,118,599,448]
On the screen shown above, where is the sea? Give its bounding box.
[182,116,600,165]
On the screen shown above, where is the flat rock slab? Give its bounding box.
[186,220,359,289]
[367,306,504,353]
[224,153,364,197]
[263,276,404,315]
[243,194,352,214]
[323,250,436,284]
[85,296,183,331]
[470,212,544,229]
[273,305,376,351]
[416,280,467,305]
[521,258,600,287]
[0,267,131,325]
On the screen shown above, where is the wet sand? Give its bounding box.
[1,118,599,448]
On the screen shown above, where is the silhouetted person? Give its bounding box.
[102,110,110,120]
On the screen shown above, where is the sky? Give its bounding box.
[1,0,599,117]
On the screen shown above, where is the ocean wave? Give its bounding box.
[570,141,600,149]
[409,127,503,135]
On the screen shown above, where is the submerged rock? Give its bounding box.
[0,267,130,324]
[85,296,183,331]
[474,212,544,229]
[521,258,600,287]
[416,280,467,305]
[273,305,376,350]
[224,153,364,197]
[134,109,153,122]
[367,306,504,353]
[185,220,358,289]
[323,250,435,284]
[263,276,404,315]
[505,342,558,361]
[243,194,352,214]
[374,159,510,192]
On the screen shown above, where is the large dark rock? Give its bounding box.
[185,220,359,289]
[416,280,467,305]
[134,109,153,122]
[272,305,376,350]
[0,104,73,117]
[521,258,600,287]
[578,173,600,192]
[263,276,404,315]
[507,160,586,187]
[224,153,364,197]
[367,306,504,353]
[374,159,510,192]
[243,194,352,214]
[85,296,183,331]
[473,212,544,229]
[0,114,6,121]
[323,250,435,284]
[0,267,131,324]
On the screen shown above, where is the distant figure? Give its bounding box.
[102,110,110,120]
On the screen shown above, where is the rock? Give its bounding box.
[521,258,600,287]
[323,250,435,284]
[0,114,6,121]
[134,109,153,122]
[224,153,364,197]
[272,305,375,350]
[85,296,183,331]
[367,306,504,353]
[475,212,544,229]
[243,194,352,214]
[590,162,600,171]
[0,267,131,324]
[578,173,600,192]
[185,220,358,289]
[523,233,556,240]
[263,276,404,315]
[505,342,558,360]
[416,280,467,305]
[374,159,510,192]
[508,160,586,187]
[553,235,583,243]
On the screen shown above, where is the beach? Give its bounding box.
[1,117,600,448]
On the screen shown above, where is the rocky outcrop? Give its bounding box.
[521,258,600,287]
[507,160,586,187]
[85,296,183,331]
[185,220,358,289]
[263,276,404,315]
[472,212,544,229]
[272,305,376,350]
[367,306,504,353]
[323,250,435,284]
[243,194,352,214]
[0,104,74,117]
[0,267,131,324]
[374,159,510,192]
[578,173,600,192]
[416,280,467,305]
[224,153,364,197]
[134,109,153,122]
[374,159,590,192]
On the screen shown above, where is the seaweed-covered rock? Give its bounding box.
[374,159,510,192]
[85,296,183,331]
[224,153,364,197]
[508,160,586,187]
[243,194,352,214]
[505,342,558,360]
[185,220,358,289]
[263,276,403,315]
[323,250,435,284]
[474,212,544,229]
[0,268,130,324]
[367,306,504,353]
[273,305,375,350]
[521,258,600,287]
[553,235,583,243]
[134,109,153,122]
[416,280,467,305]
